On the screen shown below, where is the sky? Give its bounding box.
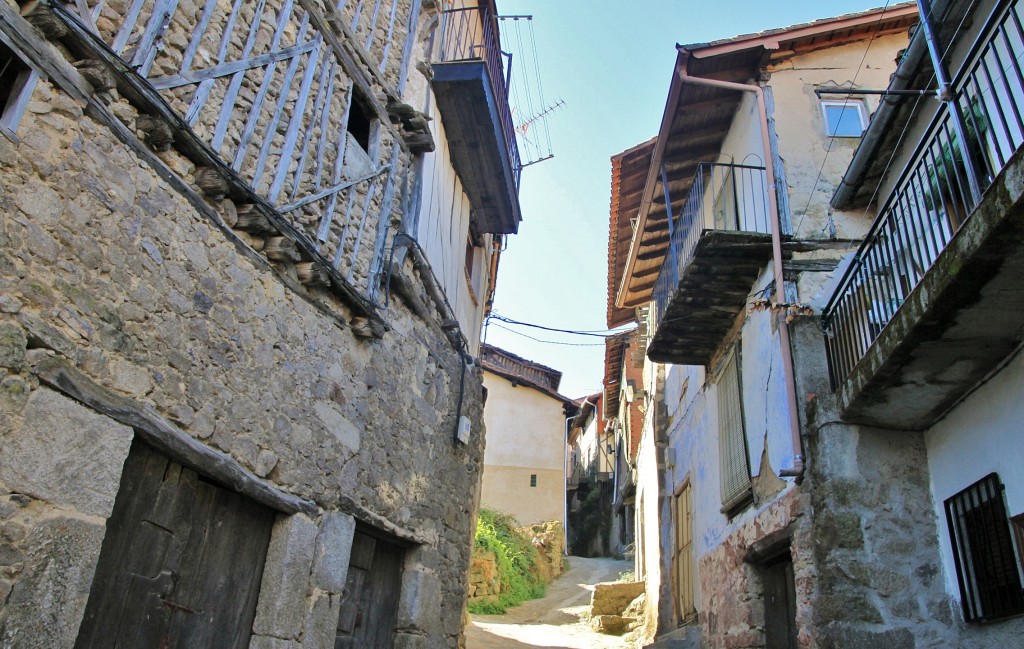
[482,0,902,399]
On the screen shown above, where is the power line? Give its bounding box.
[795,0,893,237]
[488,312,637,338]
[488,322,608,347]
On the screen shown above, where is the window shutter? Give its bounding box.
[944,473,1024,622]
[717,348,751,512]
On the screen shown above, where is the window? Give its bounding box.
[671,481,696,625]
[944,473,1024,622]
[0,41,39,139]
[821,100,867,137]
[530,474,537,487]
[717,346,751,514]
[347,88,376,153]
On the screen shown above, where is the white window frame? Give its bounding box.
[821,99,868,138]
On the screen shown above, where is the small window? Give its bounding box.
[717,345,751,514]
[0,41,39,139]
[944,473,1024,622]
[821,100,867,137]
[530,474,537,488]
[347,89,376,153]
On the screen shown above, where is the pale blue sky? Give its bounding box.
[483,1,901,398]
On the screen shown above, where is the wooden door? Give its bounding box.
[75,440,275,649]
[335,530,405,649]
[763,555,797,649]
[671,481,695,625]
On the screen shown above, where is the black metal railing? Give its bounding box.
[652,162,770,336]
[437,6,522,187]
[822,0,1024,387]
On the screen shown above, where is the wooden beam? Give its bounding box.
[47,2,389,336]
[35,358,318,516]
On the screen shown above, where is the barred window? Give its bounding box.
[717,346,751,514]
[944,473,1024,622]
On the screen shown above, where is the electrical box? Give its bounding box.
[456,416,472,444]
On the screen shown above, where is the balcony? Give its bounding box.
[822,0,1024,429]
[648,163,774,365]
[432,6,522,234]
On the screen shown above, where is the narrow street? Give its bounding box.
[465,556,638,649]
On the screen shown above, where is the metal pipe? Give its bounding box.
[675,59,804,480]
[917,0,983,202]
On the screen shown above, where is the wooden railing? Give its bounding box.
[53,0,419,300]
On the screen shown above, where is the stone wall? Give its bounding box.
[0,17,483,648]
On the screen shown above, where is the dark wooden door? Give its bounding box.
[335,530,405,649]
[75,440,275,649]
[763,555,797,649]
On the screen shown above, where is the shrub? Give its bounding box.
[468,508,547,614]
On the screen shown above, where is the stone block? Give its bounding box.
[311,512,355,593]
[393,632,428,649]
[819,624,915,649]
[397,568,441,630]
[249,636,301,649]
[591,581,646,616]
[253,513,317,640]
[0,322,26,370]
[301,591,338,649]
[816,510,863,549]
[1,388,133,518]
[0,515,106,649]
[591,614,634,635]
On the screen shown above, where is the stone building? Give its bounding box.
[0,0,523,647]
[600,4,993,647]
[479,344,574,527]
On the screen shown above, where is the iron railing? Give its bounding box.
[437,6,522,187]
[822,0,1024,387]
[652,162,771,335]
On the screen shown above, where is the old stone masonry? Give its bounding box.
[0,0,507,647]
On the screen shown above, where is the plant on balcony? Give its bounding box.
[922,97,990,220]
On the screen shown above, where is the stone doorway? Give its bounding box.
[75,440,275,649]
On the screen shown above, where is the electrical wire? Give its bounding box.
[488,322,608,346]
[488,312,636,338]
[795,0,893,237]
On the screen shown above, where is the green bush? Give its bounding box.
[468,508,546,614]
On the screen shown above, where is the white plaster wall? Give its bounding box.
[925,348,1024,598]
[480,371,566,525]
[767,33,911,239]
[577,413,614,475]
[402,16,493,355]
[416,109,488,352]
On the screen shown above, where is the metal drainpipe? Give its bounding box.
[676,62,805,480]
[563,413,579,554]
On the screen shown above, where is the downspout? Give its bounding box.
[563,412,579,554]
[675,54,805,480]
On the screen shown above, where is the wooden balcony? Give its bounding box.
[432,6,522,234]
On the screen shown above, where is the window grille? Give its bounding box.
[944,473,1024,622]
[717,346,751,513]
[529,474,537,488]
